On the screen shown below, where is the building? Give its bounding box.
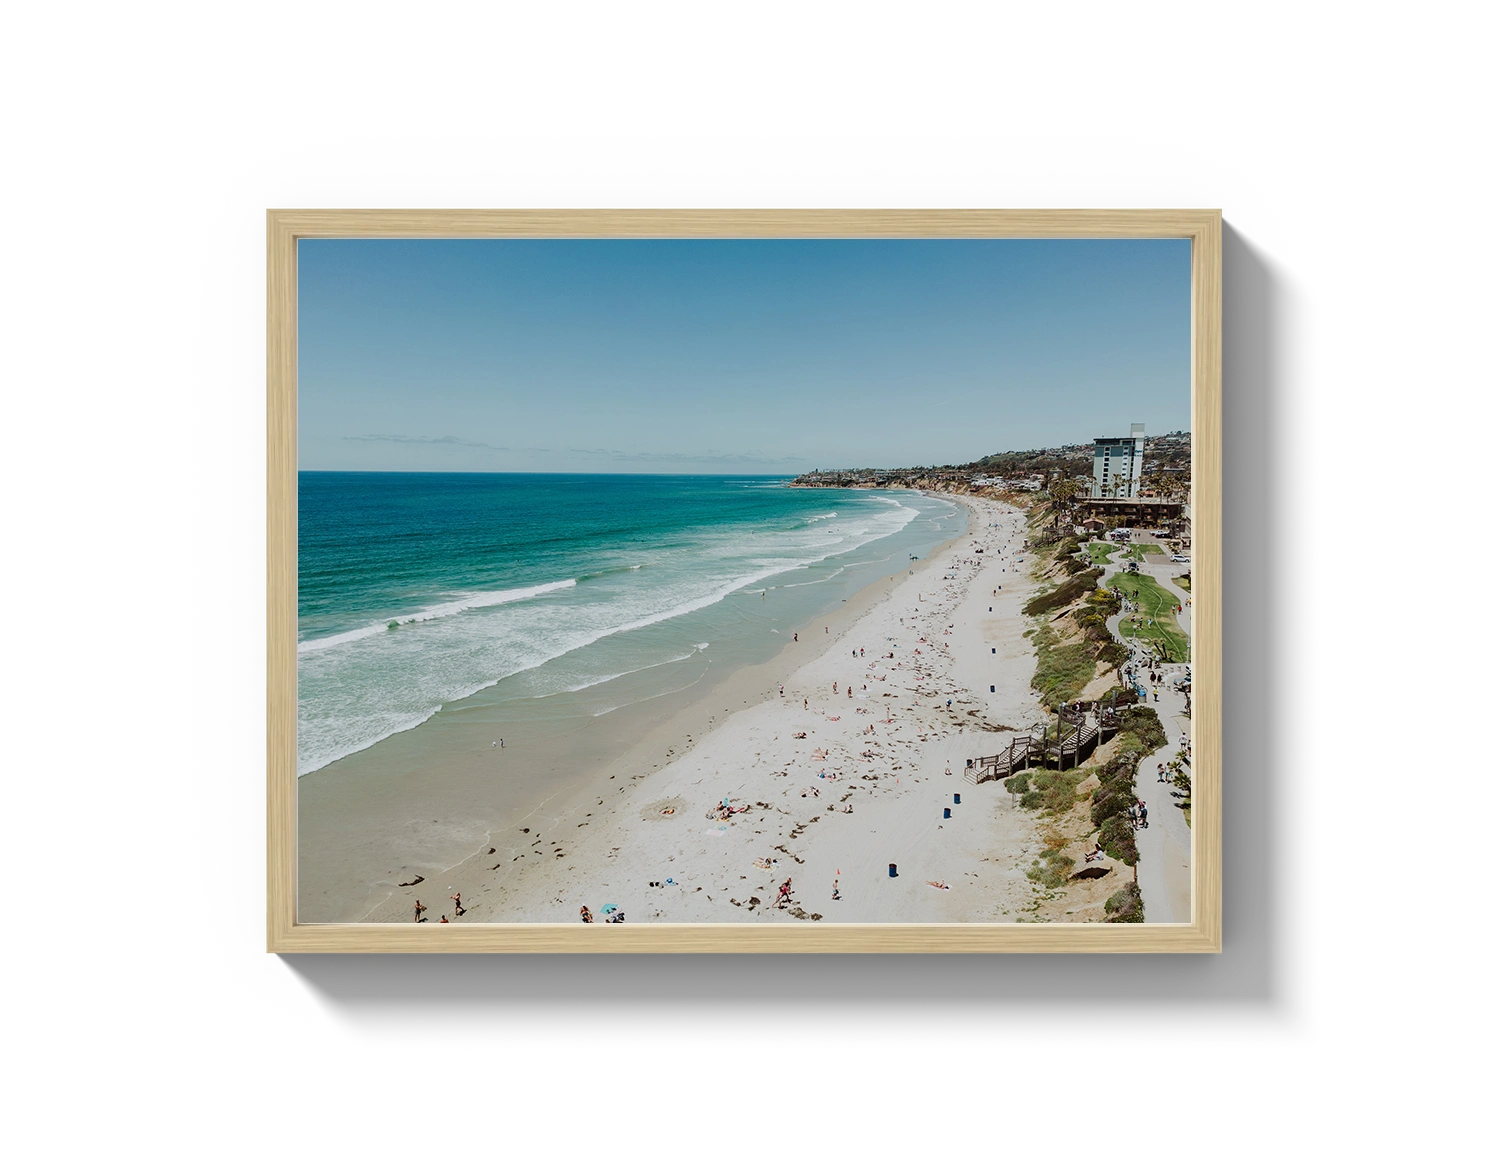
[1072,495,1187,530]
[1090,423,1146,498]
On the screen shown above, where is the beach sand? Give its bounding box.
[358,494,1087,926]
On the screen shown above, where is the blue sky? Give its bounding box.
[298,237,1189,473]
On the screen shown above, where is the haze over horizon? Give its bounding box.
[299,238,1190,475]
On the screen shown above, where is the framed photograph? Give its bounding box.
[184,118,1326,1050]
[267,210,1220,952]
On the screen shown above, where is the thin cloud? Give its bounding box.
[344,434,508,450]
[610,450,805,465]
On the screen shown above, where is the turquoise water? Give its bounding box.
[298,473,964,775]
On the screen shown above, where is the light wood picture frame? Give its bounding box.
[268,209,1221,953]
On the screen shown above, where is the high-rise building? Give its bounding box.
[1090,423,1146,498]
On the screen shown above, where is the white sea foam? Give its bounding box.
[298,578,577,655]
[297,493,927,774]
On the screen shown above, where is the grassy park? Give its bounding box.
[1087,542,1116,564]
[1126,542,1164,560]
[1109,570,1190,662]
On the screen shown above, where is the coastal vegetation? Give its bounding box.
[1010,767,1089,815]
[1087,705,1167,870]
[1027,845,1076,889]
[1104,882,1145,923]
[1088,541,1116,564]
[1028,624,1096,708]
[1022,571,1101,616]
[1173,573,1191,592]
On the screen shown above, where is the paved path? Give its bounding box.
[1095,532,1193,923]
[1134,692,1192,922]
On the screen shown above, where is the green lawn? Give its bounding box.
[1108,570,1190,662]
[1173,574,1191,592]
[1087,542,1116,564]
[1126,543,1164,560]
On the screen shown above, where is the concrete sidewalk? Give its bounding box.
[1134,692,1192,923]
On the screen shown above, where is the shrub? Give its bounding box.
[1027,846,1075,889]
[1023,574,1095,616]
[1097,641,1130,667]
[1082,589,1122,618]
[1091,789,1133,827]
[1120,706,1167,752]
[1019,790,1044,810]
[1029,628,1096,708]
[1097,815,1139,866]
[1004,772,1032,795]
[1105,882,1144,923]
[1029,768,1085,815]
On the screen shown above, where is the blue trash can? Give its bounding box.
[888,863,898,878]
[990,685,995,692]
[953,793,961,804]
[943,807,951,819]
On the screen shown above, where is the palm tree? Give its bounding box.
[1041,472,1083,535]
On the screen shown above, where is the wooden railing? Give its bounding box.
[965,703,1132,782]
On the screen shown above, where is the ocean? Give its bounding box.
[297,473,966,776]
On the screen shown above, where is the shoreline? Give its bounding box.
[358,491,1060,926]
[299,489,972,922]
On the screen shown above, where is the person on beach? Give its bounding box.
[832,873,841,901]
[848,686,853,698]
[439,915,449,923]
[804,698,808,710]
[1138,800,1149,828]
[579,906,593,923]
[452,892,463,916]
[793,632,798,641]
[779,684,784,696]
[414,899,426,922]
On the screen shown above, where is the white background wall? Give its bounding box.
[4,3,1492,1165]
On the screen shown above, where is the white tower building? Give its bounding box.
[1090,423,1146,499]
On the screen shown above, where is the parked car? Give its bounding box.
[1170,554,1189,563]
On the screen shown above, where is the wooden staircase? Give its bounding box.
[965,702,1131,782]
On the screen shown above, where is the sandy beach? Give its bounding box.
[353,492,1136,926]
